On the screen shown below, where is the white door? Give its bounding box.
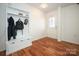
[46,16,57,39]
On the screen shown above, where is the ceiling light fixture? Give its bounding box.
[40,3,48,8]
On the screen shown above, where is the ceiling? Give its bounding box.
[28,3,75,13]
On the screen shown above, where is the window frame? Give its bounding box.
[48,16,55,28]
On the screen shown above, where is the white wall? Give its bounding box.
[28,6,46,40]
[45,7,62,40]
[46,4,79,44]
[45,10,58,39]
[6,3,46,54]
[0,4,6,51]
[61,4,79,44]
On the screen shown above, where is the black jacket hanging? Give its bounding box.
[8,16,17,41]
[15,19,24,30]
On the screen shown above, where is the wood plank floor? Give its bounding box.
[0,50,6,56]
[8,37,79,56]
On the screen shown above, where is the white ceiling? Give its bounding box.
[28,3,75,13]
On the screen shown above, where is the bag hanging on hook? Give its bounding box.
[24,19,28,25]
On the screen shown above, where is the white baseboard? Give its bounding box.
[32,35,47,41]
[57,39,62,42]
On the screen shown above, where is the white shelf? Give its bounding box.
[8,13,29,18]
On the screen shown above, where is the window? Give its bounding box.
[48,17,55,28]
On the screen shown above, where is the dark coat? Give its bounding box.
[8,16,16,41]
[15,20,24,30]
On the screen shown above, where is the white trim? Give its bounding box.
[6,43,32,55]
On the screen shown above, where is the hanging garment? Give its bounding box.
[15,19,24,37]
[15,19,24,30]
[24,19,28,25]
[8,16,17,41]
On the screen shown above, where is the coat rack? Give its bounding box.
[7,6,29,42]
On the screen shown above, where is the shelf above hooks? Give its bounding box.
[8,13,29,19]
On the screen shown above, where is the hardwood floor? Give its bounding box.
[0,50,6,56]
[8,37,79,56]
